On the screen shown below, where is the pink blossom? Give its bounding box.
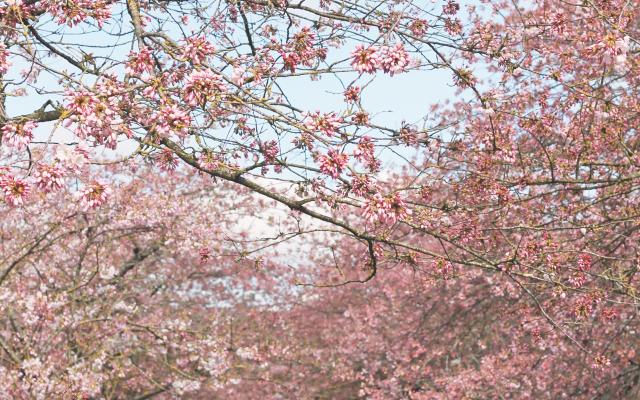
[362,192,411,224]
[172,379,201,396]
[260,140,279,164]
[1,120,37,150]
[601,307,619,321]
[445,18,462,35]
[573,295,596,319]
[198,150,221,170]
[199,247,211,264]
[76,181,111,210]
[0,43,11,74]
[236,345,260,360]
[577,254,592,271]
[353,136,380,172]
[352,111,370,125]
[181,36,216,64]
[377,43,410,76]
[45,0,112,27]
[64,89,127,148]
[351,44,379,74]
[592,355,611,370]
[155,149,179,172]
[398,123,419,146]
[232,66,247,85]
[151,105,191,138]
[0,175,29,206]
[443,0,460,15]
[614,36,630,73]
[351,43,410,75]
[279,27,324,72]
[362,193,388,224]
[182,68,227,106]
[431,257,455,280]
[387,192,411,223]
[409,19,428,36]
[304,111,343,136]
[348,173,377,198]
[125,47,154,75]
[569,253,592,288]
[54,144,88,172]
[65,90,98,116]
[318,149,348,179]
[344,86,361,103]
[281,51,301,72]
[34,163,66,192]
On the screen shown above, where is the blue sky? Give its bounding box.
[6,2,465,165]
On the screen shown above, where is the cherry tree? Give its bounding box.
[1,0,640,398]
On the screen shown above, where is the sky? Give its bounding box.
[6,1,463,163]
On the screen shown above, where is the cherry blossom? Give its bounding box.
[181,36,216,65]
[0,0,639,397]
[377,43,411,76]
[33,163,65,192]
[75,181,111,210]
[0,174,29,206]
[0,43,10,74]
[362,192,410,224]
[64,89,128,148]
[351,44,379,74]
[1,120,36,150]
[150,105,191,138]
[154,148,179,172]
[353,136,380,172]
[343,86,361,103]
[182,68,227,107]
[318,149,348,179]
[125,46,154,75]
[304,111,343,137]
[45,0,112,27]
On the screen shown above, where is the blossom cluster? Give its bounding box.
[45,0,112,27]
[362,192,411,224]
[75,181,112,210]
[0,174,30,206]
[64,89,129,149]
[34,163,66,192]
[279,27,327,72]
[182,68,227,106]
[125,47,154,75]
[181,36,216,64]
[353,136,380,172]
[0,43,10,74]
[318,149,348,179]
[1,120,37,150]
[149,105,192,138]
[351,43,411,75]
[303,111,343,136]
